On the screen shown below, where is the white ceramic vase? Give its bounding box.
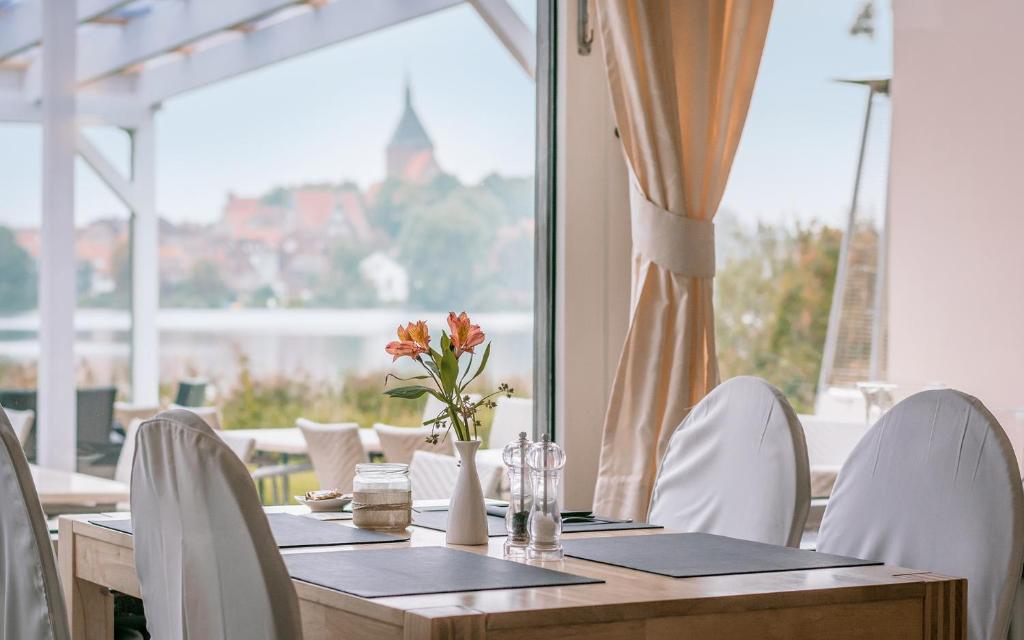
[446,439,489,545]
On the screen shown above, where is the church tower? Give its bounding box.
[385,80,441,184]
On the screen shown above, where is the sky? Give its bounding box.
[0,0,891,230]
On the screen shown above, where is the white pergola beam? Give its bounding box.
[38,0,78,472]
[468,0,535,78]
[137,0,463,105]
[0,90,150,126]
[129,115,160,407]
[0,0,133,61]
[76,0,304,86]
[76,130,141,212]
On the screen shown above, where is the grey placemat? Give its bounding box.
[285,546,603,598]
[413,510,663,536]
[563,532,881,578]
[89,513,408,548]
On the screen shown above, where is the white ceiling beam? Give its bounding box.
[137,0,463,106]
[76,0,304,86]
[76,130,142,212]
[0,90,148,127]
[0,1,133,61]
[468,0,535,79]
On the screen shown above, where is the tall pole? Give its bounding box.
[130,111,160,406]
[816,86,876,402]
[38,0,78,470]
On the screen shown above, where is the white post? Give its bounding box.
[38,0,78,471]
[130,113,160,406]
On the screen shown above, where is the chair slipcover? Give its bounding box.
[648,376,810,547]
[296,419,366,493]
[818,390,1024,640]
[409,450,504,501]
[489,397,533,449]
[373,423,453,465]
[2,407,35,446]
[0,408,71,640]
[131,409,302,639]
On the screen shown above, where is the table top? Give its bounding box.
[223,427,381,455]
[66,505,959,628]
[30,464,130,506]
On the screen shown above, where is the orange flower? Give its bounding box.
[447,311,485,357]
[385,320,430,361]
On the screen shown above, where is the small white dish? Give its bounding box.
[295,494,351,512]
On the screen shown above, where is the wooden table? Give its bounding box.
[30,464,129,507]
[59,507,964,639]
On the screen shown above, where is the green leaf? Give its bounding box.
[385,373,431,383]
[439,347,459,395]
[383,385,436,400]
[463,342,491,387]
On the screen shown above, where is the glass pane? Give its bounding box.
[717,0,893,416]
[154,4,538,492]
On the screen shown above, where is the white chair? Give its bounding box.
[818,390,1024,640]
[131,409,303,639]
[488,397,532,449]
[409,449,504,501]
[2,406,35,446]
[0,406,71,639]
[647,376,810,547]
[296,418,366,493]
[373,422,453,465]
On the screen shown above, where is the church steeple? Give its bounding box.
[385,78,440,183]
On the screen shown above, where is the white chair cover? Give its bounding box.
[409,450,504,501]
[296,419,365,493]
[489,397,533,449]
[0,408,70,640]
[818,390,1024,640]
[131,409,302,640]
[2,407,35,446]
[114,418,143,485]
[647,376,810,547]
[373,422,453,465]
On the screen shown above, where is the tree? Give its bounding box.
[312,240,378,308]
[0,226,37,314]
[162,260,235,308]
[715,221,841,412]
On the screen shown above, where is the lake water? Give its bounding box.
[0,309,534,393]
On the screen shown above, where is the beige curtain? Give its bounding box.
[593,0,773,521]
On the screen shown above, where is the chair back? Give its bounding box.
[373,423,453,465]
[174,379,207,407]
[489,397,533,449]
[3,406,35,445]
[818,390,1024,640]
[410,450,504,501]
[296,419,366,493]
[114,418,143,485]
[0,408,71,640]
[648,376,810,547]
[76,386,118,448]
[131,409,302,639]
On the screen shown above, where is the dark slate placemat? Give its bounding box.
[285,546,603,598]
[563,532,881,578]
[89,513,408,548]
[413,509,663,536]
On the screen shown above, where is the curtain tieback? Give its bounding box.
[629,184,716,278]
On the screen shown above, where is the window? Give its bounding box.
[716,0,892,418]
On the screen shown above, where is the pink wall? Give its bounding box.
[889,0,1024,457]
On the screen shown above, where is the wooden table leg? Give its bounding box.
[58,519,115,640]
[405,606,485,639]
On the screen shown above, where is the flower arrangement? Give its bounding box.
[384,312,513,443]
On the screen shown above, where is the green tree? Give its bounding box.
[313,240,378,307]
[715,221,841,412]
[0,226,37,314]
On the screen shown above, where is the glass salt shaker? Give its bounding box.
[527,434,566,561]
[502,432,533,557]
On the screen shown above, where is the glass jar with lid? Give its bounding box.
[352,463,412,530]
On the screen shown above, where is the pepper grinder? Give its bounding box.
[502,432,533,557]
[527,434,566,561]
